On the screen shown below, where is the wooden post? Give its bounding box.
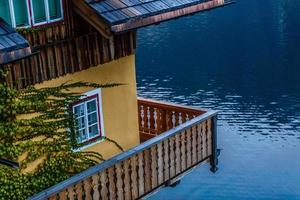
[210,116,218,173]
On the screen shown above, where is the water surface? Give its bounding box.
[136,0,300,199]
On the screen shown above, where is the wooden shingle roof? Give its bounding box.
[86,0,234,32]
[0,18,31,65]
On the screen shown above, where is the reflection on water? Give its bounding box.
[136,0,300,199]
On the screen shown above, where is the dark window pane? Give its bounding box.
[88,112,98,125]
[13,0,29,27]
[48,0,62,20]
[87,99,97,113]
[74,104,85,117]
[0,1,12,25]
[89,124,99,138]
[31,0,46,24]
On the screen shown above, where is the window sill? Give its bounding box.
[73,137,105,152]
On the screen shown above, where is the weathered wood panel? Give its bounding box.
[3,0,136,89]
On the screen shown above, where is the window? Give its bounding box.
[0,0,63,28]
[72,89,105,144]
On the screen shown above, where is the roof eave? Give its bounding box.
[0,46,32,65]
[110,0,236,33]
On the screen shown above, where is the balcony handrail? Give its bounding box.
[29,104,218,200]
[138,97,210,113]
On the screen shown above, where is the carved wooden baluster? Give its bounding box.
[191,125,198,165]
[155,109,162,133]
[92,174,100,200]
[150,145,158,189]
[144,149,151,193]
[67,186,75,200]
[186,113,190,122]
[178,113,183,124]
[153,108,158,131]
[108,167,117,200]
[123,160,131,200]
[186,127,192,168]
[75,182,84,200]
[207,119,213,156]
[202,121,207,159]
[175,134,181,174]
[197,123,203,162]
[157,142,164,185]
[163,139,170,181]
[49,195,58,200]
[58,190,67,200]
[115,163,124,200]
[172,111,176,128]
[137,152,145,196]
[166,110,171,130]
[169,137,175,178]
[100,171,109,200]
[140,105,145,128]
[147,106,151,129]
[130,155,138,199]
[83,178,92,200]
[180,130,187,171]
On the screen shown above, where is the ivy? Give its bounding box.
[0,69,123,200]
[16,23,64,35]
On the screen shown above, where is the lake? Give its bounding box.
[136,0,300,199]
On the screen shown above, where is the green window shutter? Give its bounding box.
[48,0,62,20]
[31,0,46,24]
[13,0,29,27]
[0,0,12,25]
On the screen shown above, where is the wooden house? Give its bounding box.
[0,0,233,199]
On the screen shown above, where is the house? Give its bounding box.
[0,0,233,199]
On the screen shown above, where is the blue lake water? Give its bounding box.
[136,0,300,199]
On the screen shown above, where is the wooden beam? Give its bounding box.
[72,0,112,39]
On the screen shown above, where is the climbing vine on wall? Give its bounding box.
[0,69,122,200]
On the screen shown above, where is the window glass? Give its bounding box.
[13,0,29,27]
[89,125,99,138]
[0,0,12,25]
[31,0,46,24]
[48,0,62,20]
[87,100,97,113]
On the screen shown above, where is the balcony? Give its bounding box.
[29,98,219,200]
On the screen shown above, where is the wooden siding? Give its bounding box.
[2,0,136,89]
[29,99,219,200]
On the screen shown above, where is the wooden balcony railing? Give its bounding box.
[29,99,218,200]
[138,98,206,142]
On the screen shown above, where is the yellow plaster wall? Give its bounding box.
[34,55,139,160]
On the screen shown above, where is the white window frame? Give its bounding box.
[72,89,105,145]
[30,0,64,26]
[5,0,31,28]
